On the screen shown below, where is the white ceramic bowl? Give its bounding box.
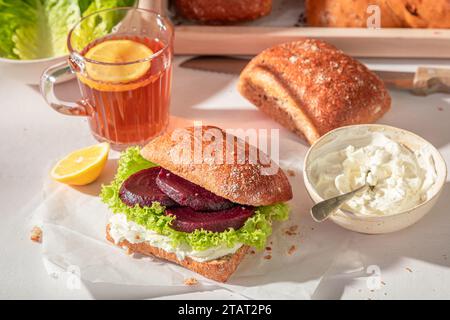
[0,55,70,85]
[303,124,447,234]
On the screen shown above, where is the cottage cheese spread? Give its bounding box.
[309,131,437,216]
[109,214,242,262]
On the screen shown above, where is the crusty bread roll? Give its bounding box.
[385,0,450,28]
[306,0,450,29]
[306,0,404,27]
[175,0,272,24]
[141,125,293,206]
[106,225,249,283]
[238,39,391,145]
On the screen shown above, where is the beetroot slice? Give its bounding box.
[165,206,254,233]
[119,167,177,208]
[156,168,234,211]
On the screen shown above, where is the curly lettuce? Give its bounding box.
[0,0,135,60]
[100,147,290,251]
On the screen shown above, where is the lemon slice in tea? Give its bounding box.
[84,39,153,83]
[51,142,110,185]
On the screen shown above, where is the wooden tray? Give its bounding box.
[174,26,450,58]
[137,0,450,58]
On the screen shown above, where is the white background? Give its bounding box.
[1,56,450,299]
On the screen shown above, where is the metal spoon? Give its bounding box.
[310,179,372,222]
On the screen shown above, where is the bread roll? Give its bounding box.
[141,125,293,206]
[306,0,404,27]
[175,0,272,24]
[238,39,391,145]
[385,0,450,28]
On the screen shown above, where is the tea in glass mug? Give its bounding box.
[41,7,174,150]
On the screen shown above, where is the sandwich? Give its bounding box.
[101,125,293,282]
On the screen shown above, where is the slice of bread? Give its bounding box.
[238,39,391,145]
[106,224,249,282]
[141,125,293,206]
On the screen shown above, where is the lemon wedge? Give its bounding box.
[51,143,110,185]
[84,39,153,83]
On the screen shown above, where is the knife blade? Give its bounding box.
[180,56,450,96]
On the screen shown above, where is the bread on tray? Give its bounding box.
[306,0,450,28]
[385,0,450,28]
[306,0,403,28]
[238,39,391,144]
[175,0,272,24]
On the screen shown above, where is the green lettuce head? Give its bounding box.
[0,0,135,60]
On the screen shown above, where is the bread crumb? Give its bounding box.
[288,245,297,255]
[250,250,256,255]
[265,246,272,251]
[184,277,198,286]
[287,169,296,177]
[284,225,299,236]
[122,245,133,255]
[264,254,272,260]
[405,267,413,273]
[30,226,42,243]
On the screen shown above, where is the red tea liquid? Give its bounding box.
[76,35,172,150]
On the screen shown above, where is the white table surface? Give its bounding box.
[1,56,450,300]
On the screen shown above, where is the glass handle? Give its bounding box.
[40,61,88,116]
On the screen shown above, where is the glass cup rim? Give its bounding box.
[67,6,173,66]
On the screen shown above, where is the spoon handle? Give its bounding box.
[310,184,369,222]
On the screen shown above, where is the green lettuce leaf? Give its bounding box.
[100,147,290,251]
[0,0,81,59]
[0,0,47,59]
[0,0,135,60]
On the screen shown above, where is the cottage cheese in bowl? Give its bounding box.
[304,125,447,233]
[309,131,437,216]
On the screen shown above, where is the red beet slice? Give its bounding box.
[119,167,177,208]
[156,168,234,211]
[165,206,254,233]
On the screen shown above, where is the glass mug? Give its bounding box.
[41,7,174,150]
